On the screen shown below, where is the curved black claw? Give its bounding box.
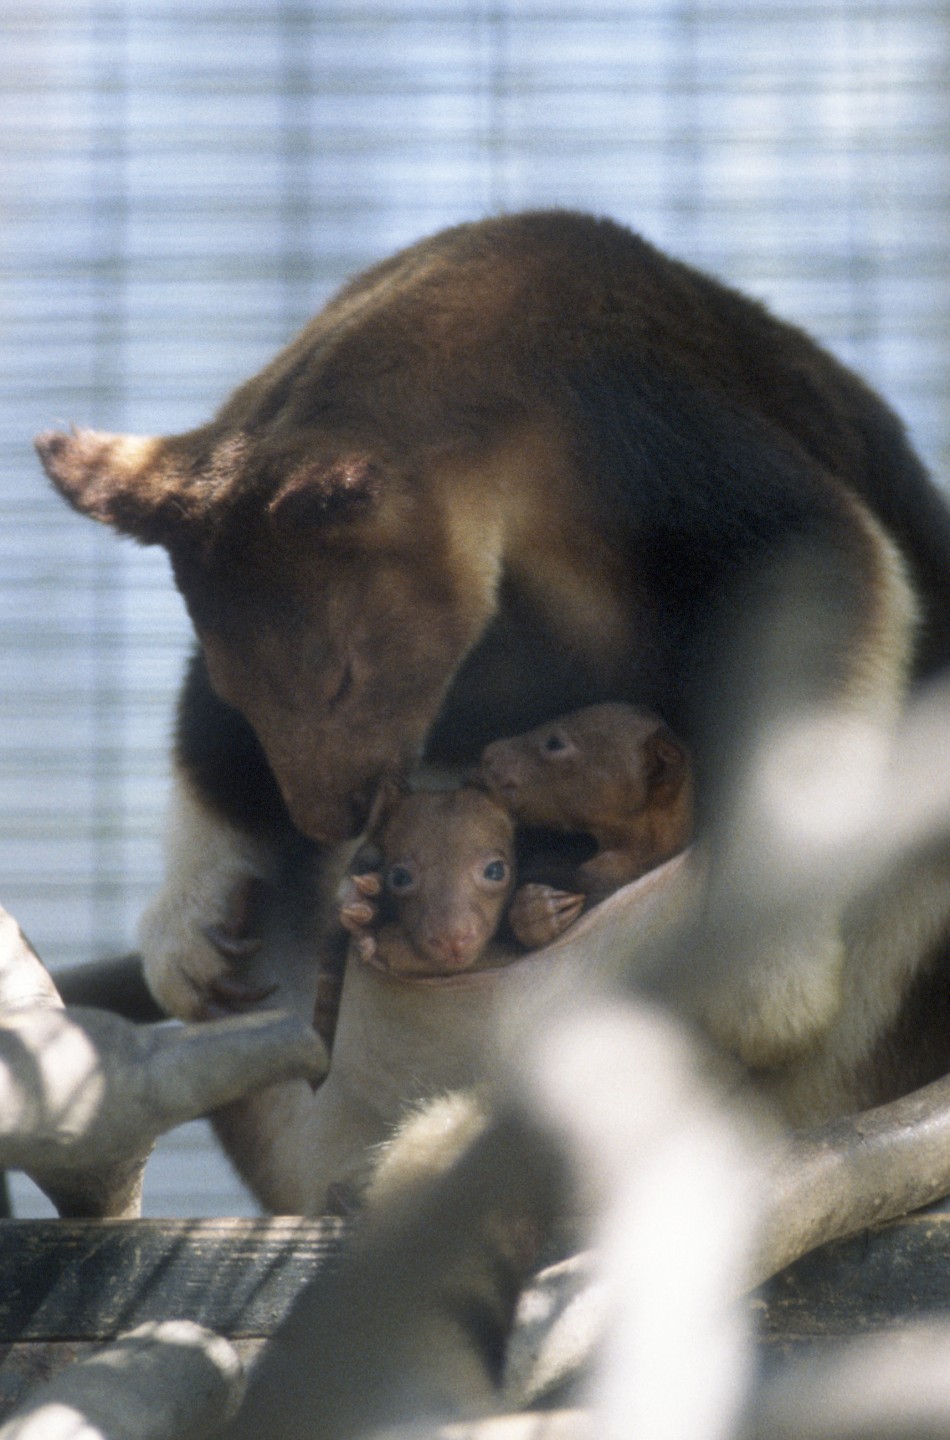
[203,923,264,962]
[201,974,280,1020]
[204,876,270,960]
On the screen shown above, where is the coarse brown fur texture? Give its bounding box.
[35,209,950,1147]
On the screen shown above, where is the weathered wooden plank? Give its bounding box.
[4,1210,950,1350]
[2,1206,950,1426]
[0,1218,345,1343]
[757,1211,950,1343]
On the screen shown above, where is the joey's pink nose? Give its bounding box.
[425,925,482,970]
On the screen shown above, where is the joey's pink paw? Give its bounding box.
[338,871,382,962]
[509,883,586,949]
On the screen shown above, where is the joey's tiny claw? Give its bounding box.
[203,924,264,961]
[340,901,376,932]
[353,933,377,964]
[509,883,586,948]
[352,872,382,897]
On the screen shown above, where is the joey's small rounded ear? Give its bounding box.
[459,777,516,825]
[648,731,690,790]
[267,456,382,531]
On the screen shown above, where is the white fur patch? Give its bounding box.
[139,769,278,1020]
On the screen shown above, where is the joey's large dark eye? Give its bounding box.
[388,864,416,893]
[483,859,508,883]
[543,731,569,754]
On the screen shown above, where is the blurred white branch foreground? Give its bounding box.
[0,908,327,1218]
[0,1321,244,1440]
[0,910,326,1437]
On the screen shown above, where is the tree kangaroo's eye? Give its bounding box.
[388,864,416,893]
[483,859,509,883]
[543,730,569,754]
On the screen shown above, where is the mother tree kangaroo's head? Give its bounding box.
[33,219,581,841]
[36,414,521,840]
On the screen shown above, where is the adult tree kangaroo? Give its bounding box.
[36,211,950,1205]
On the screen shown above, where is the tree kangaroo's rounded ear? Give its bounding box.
[266,456,383,532]
[34,426,223,546]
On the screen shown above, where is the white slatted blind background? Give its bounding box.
[1,1,948,1215]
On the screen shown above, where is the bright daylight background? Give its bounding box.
[1,0,948,1213]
